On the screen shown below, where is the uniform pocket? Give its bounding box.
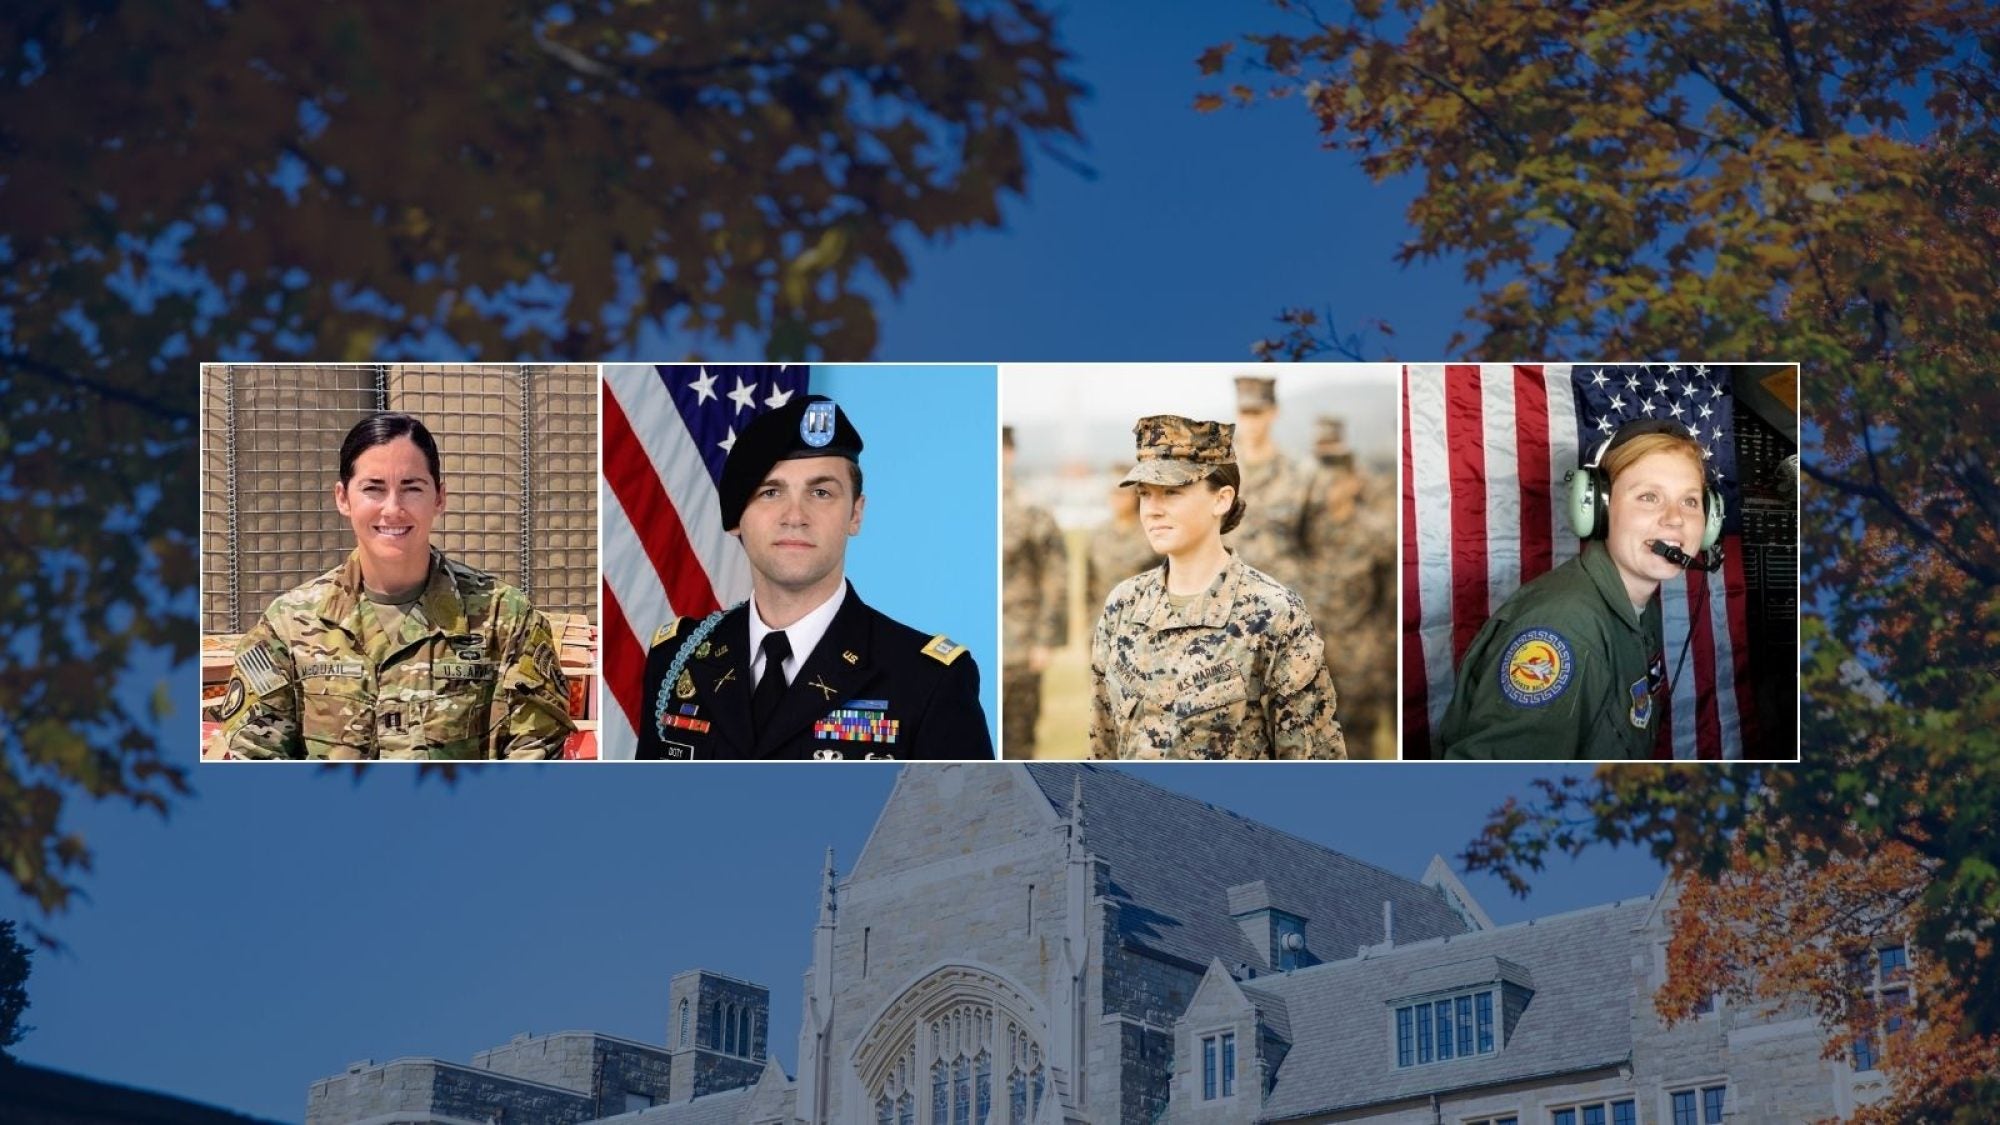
[1172,672,1251,757]
[424,663,498,757]
[301,675,375,760]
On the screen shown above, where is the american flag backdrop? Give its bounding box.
[601,363,811,759]
[1402,363,1756,760]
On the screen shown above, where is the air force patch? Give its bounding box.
[1629,675,1654,729]
[1499,628,1573,707]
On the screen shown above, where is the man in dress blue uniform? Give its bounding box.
[638,396,993,760]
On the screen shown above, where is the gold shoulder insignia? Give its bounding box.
[652,618,681,648]
[921,634,969,665]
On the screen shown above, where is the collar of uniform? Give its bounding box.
[416,549,470,633]
[1140,551,1244,632]
[747,579,848,686]
[322,549,466,635]
[1578,540,1645,633]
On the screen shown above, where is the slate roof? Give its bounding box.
[1246,897,1652,1121]
[1021,764,1471,972]
[1240,982,1292,1044]
[616,1086,752,1125]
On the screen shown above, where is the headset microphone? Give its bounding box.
[1649,540,1722,572]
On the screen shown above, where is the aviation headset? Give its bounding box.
[1564,419,1724,550]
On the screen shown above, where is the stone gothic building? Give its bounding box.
[307,764,1890,1124]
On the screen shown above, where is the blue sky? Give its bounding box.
[865,2,1466,362]
[5,5,1608,1122]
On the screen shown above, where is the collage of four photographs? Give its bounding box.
[196,362,1799,764]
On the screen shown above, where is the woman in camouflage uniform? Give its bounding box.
[1088,415,1345,760]
[218,413,574,760]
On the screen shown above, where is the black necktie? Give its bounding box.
[752,630,792,738]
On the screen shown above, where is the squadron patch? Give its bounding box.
[1628,675,1654,729]
[921,634,969,665]
[1499,629,1573,707]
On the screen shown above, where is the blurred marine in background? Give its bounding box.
[1224,375,1314,596]
[1001,426,1068,756]
[1301,415,1396,753]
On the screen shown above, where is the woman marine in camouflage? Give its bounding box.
[1088,416,1345,760]
[219,414,574,760]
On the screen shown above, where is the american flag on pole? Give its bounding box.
[1402,363,1755,760]
[600,363,811,759]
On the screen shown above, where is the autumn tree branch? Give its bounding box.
[0,354,194,425]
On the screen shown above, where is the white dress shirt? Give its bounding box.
[747,581,848,688]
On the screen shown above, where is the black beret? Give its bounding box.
[718,395,864,531]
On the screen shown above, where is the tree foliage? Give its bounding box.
[1661,842,2000,1124]
[0,920,31,1057]
[1,1,1082,924]
[1204,0,2000,1110]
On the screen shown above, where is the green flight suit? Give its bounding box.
[1440,541,1665,760]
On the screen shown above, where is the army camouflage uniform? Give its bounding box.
[1001,488,1068,757]
[220,549,574,760]
[1439,540,1665,760]
[1091,552,1345,760]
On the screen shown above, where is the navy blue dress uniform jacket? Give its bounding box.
[638,584,994,761]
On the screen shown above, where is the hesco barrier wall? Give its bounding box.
[200,364,596,634]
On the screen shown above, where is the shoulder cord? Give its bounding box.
[652,605,736,741]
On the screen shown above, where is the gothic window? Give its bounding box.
[725,1002,738,1054]
[711,1000,722,1050]
[878,1096,894,1125]
[678,999,689,1047]
[952,1057,970,1125]
[740,1006,754,1057]
[854,967,1046,1125]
